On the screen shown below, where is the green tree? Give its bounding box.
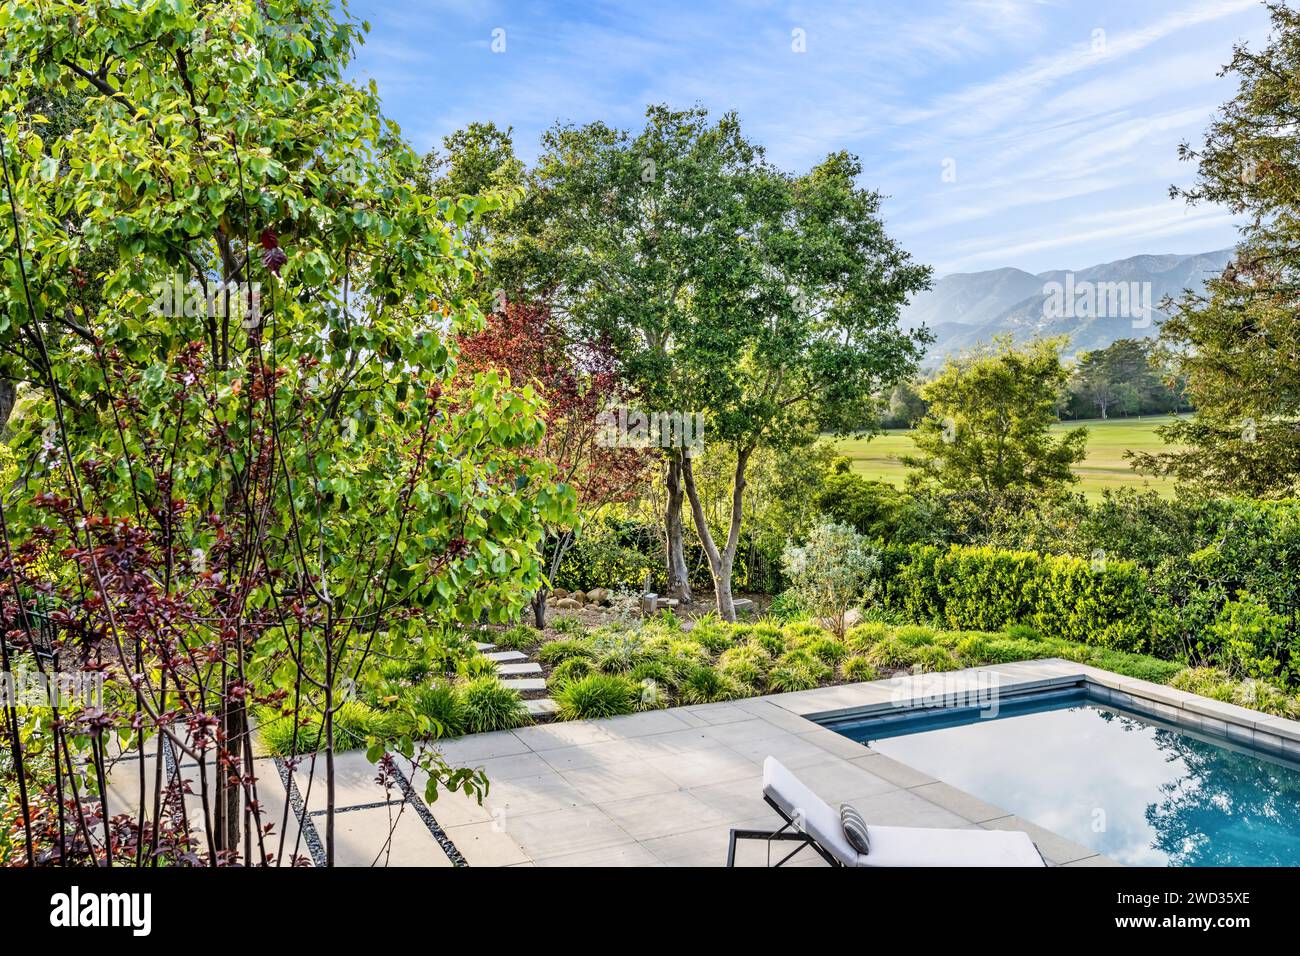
[496,106,762,607]
[498,110,927,618]
[904,338,1088,493]
[1133,3,1300,496]
[0,0,571,866]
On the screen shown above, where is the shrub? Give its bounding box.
[845,622,889,652]
[1206,595,1294,681]
[767,664,819,693]
[379,658,430,683]
[777,648,833,680]
[257,709,324,756]
[592,633,652,673]
[719,657,765,689]
[841,656,879,682]
[456,655,499,680]
[910,645,958,672]
[894,625,938,647]
[978,637,1055,664]
[679,665,743,704]
[549,657,595,688]
[953,634,994,664]
[551,615,585,637]
[629,659,675,688]
[748,631,788,659]
[1004,623,1041,642]
[863,636,919,669]
[804,636,849,665]
[411,684,466,738]
[494,625,544,651]
[719,645,770,674]
[460,678,530,734]
[538,639,595,666]
[1171,667,1300,719]
[782,621,827,644]
[554,674,637,720]
[634,677,670,711]
[767,589,805,621]
[690,619,735,654]
[781,521,880,637]
[1086,649,1183,684]
[660,638,711,672]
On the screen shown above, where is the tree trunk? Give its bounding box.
[664,453,692,604]
[531,589,547,629]
[681,446,751,623]
[0,379,15,433]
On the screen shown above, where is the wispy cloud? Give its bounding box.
[345,0,1270,274]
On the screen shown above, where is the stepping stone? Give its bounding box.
[525,698,558,717]
[731,599,755,613]
[496,662,542,676]
[485,650,526,662]
[474,641,496,651]
[500,678,547,692]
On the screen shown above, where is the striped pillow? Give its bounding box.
[840,803,870,855]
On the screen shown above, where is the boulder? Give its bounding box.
[586,587,611,606]
[552,598,582,610]
[571,590,587,604]
[552,588,569,600]
[843,607,864,628]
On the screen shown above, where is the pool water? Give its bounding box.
[827,689,1300,866]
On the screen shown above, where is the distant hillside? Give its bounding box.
[903,249,1234,364]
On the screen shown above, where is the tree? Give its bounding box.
[498,109,928,618]
[496,106,762,607]
[1133,3,1300,496]
[0,0,571,866]
[1071,338,1168,419]
[678,150,927,618]
[884,380,928,428]
[456,301,649,627]
[903,338,1088,493]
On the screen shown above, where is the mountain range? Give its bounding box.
[901,249,1235,365]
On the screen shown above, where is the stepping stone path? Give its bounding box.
[477,641,557,718]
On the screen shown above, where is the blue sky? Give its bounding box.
[343,0,1271,276]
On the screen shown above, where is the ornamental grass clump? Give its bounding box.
[554,674,638,720]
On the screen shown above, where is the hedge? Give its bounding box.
[882,544,1153,652]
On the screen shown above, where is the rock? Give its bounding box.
[843,607,864,628]
[552,588,568,600]
[552,598,582,610]
[586,587,610,606]
[570,590,587,604]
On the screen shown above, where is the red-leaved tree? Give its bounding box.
[457,302,649,625]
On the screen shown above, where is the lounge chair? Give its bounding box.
[726,756,1046,867]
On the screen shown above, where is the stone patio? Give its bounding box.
[105,658,1300,866]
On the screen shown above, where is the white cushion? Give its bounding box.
[861,825,1045,867]
[761,757,1045,867]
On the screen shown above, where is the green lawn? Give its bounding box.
[834,415,1187,499]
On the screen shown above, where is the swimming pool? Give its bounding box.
[824,687,1300,866]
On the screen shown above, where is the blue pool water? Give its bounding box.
[827,689,1300,866]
